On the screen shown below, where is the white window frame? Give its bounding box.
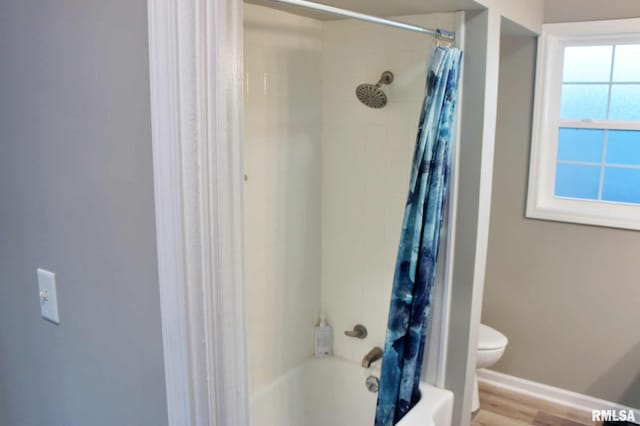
[527,18,640,231]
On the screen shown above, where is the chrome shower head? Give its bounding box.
[355,71,394,109]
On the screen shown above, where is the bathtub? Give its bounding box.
[250,357,453,426]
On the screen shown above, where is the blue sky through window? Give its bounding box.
[554,45,640,204]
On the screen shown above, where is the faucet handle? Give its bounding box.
[344,324,368,339]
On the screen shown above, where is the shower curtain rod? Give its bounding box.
[261,0,456,40]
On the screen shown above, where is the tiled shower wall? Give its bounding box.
[243,4,323,394]
[244,3,457,393]
[320,13,456,366]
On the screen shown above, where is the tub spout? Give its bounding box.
[362,346,383,368]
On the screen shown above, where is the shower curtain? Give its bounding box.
[375,47,463,426]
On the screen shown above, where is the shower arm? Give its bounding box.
[375,71,394,88]
[262,0,455,41]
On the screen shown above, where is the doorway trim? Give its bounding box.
[147,0,249,425]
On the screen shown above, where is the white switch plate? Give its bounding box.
[37,268,60,324]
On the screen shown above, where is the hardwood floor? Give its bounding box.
[472,381,602,426]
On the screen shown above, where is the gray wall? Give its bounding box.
[545,0,640,23]
[483,34,640,407]
[0,1,168,425]
[446,9,504,426]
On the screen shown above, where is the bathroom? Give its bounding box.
[242,0,640,426]
[1,0,639,426]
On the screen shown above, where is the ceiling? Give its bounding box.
[245,0,483,20]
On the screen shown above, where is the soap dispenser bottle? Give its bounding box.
[314,314,333,358]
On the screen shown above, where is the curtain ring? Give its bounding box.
[434,29,454,48]
[434,35,452,49]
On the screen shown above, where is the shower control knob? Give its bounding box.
[344,324,368,339]
[366,376,380,393]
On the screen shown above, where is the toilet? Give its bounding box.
[473,324,508,412]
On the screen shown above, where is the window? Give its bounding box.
[528,19,640,230]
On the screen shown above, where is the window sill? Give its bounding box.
[526,196,640,231]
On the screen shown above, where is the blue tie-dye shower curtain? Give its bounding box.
[374,47,463,426]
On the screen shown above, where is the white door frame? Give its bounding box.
[147,0,249,425]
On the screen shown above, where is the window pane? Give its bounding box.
[608,84,640,121]
[602,168,640,204]
[555,164,601,200]
[613,44,640,82]
[563,46,613,82]
[606,130,640,165]
[557,128,604,162]
[561,84,609,120]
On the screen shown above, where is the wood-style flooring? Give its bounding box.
[472,381,602,426]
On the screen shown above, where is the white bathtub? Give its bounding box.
[250,357,453,426]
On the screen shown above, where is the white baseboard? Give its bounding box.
[477,368,640,421]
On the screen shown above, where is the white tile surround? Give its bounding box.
[320,13,456,366]
[243,3,456,395]
[244,4,323,394]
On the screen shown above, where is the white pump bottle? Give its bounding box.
[314,314,333,358]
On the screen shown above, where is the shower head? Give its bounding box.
[355,71,394,109]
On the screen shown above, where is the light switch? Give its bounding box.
[37,268,60,324]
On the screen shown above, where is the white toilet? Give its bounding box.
[473,324,508,412]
